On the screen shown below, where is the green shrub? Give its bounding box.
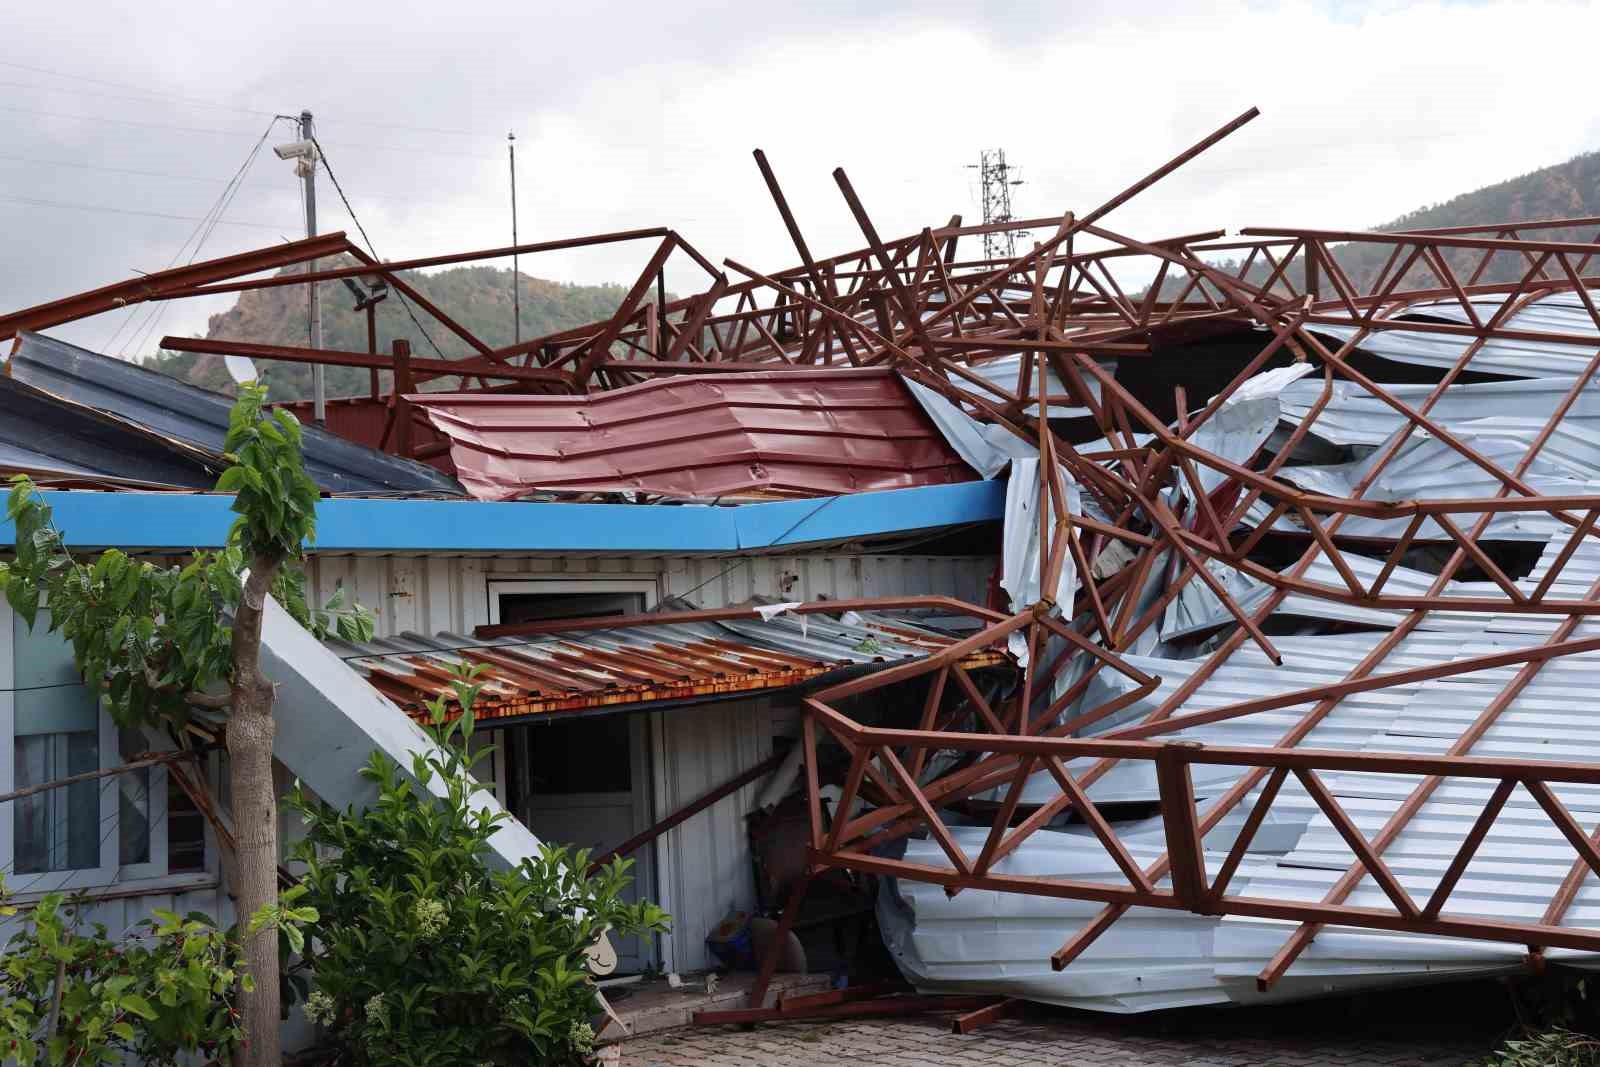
[286,668,669,1066]
[1479,1027,1600,1066]
[0,889,249,1065]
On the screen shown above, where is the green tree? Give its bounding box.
[0,383,372,1066]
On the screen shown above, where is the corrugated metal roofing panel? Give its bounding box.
[879,822,1519,1012]
[9,332,463,497]
[326,606,1009,723]
[0,373,223,489]
[408,367,977,502]
[1309,293,1600,379]
[1278,376,1600,449]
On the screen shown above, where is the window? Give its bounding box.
[14,729,99,874]
[522,716,633,795]
[2,601,207,893]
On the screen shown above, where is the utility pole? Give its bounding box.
[509,131,520,345]
[275,111,325,420]
[968,149,1026,261]
[300,110,324,423]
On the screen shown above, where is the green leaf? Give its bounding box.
[214,466,248,494]
[119,993,158,1020]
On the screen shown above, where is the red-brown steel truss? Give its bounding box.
[12,106,1600,1005]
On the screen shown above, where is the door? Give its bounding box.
[490,580,660,971]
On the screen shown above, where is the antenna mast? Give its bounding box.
[509,131,520,345]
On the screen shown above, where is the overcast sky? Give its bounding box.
[5,0,1599,355]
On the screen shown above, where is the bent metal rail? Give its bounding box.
[799,700,1600,961]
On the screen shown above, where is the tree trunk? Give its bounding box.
[229,558,283,1067]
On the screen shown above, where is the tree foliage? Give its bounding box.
[286,669,670,1066]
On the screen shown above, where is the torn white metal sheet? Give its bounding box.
[1277,376,1600,449]
[1186,363,1315,495]
[1309,293,1600,379]
[1001,458,1079,618]
[900,373,1038,479]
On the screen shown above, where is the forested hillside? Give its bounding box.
[146,258,632,400]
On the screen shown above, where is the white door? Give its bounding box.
[489,580,661,972]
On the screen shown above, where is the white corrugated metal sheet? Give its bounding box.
[1309,293,1600,379]
[1278,376,1600,449]
[655,698,772,971]
[879,308,1600,1012]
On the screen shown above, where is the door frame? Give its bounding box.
[485,575,673,970]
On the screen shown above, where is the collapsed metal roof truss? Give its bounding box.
[17,105,1600,1010]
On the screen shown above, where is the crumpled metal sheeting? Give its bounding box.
[878,824,1516,1012]
[1209,626,1600,977]
[960,352,1114,420]
[1277,426,1594,503]
[1277,376,1600,449]
[1218,830,1600,978]
[1188,363,1315,494]
[1244,491,1582,543]
[1079,632,1470,750]
[879,824,1235,1013]
[1160,555,1276,641]
[0,373,223,490]
[1171,543,1600,639]
[900,374,1038,480]
[1147,529,1600,646]
[1309,293,1600,379]
[1001,458,1080,617]
[1249,421,1600,541]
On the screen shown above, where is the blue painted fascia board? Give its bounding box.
[1,481,1005,554]
[731,482,1005,548]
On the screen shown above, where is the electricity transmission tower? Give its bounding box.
[969,149,1025,260]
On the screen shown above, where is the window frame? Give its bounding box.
[0,595,208,896]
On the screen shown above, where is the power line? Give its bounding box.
[0,193,289,231]
[0,60,262,111]
[0,77,274,117]
[0,103,497,160]
[110,116,289,357]
[0,150,454,204]
[0,103,274,139]
[309,134,446,360]
[0,59,496,139]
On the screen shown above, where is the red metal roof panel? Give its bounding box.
[405,367,977,501]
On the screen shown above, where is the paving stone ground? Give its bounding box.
[616,1008,1492,1067]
